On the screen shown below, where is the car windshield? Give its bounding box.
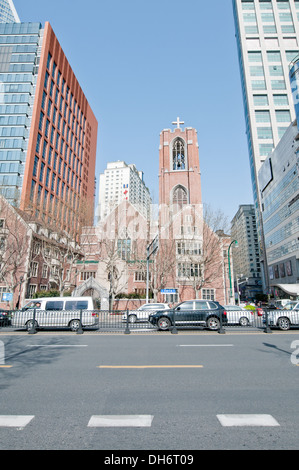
[22,301,41,310]
[284,302,298,310]
[140,304,164,310]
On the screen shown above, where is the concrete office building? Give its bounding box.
[231,204,263,300]
[0,22,98,239]
[0,0,20,23]
[97,161,151,221]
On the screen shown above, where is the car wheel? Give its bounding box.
[26,320,38,331]
[128,314,137,323]
[69,319,81,331]
[239,316,249,326]
[277,317,290,331]
[206,316,220,330]
[157,317,171,331]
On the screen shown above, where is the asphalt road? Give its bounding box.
[0,330,298,451]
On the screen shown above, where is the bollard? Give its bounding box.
[264,309,272,334]
[218,310,226,334]
[171,311,178,334]
[28,308,37,334]
[124,309,130,334]
[76,310,84,334]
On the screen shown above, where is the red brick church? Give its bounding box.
[76,119,232,309]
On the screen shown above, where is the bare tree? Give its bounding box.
[34,226,83,295]
[0,199,32,307]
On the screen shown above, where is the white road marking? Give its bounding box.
[178,344,234,347]
[88,415,154,427]
[26,345,88,348]
[217,414,280,427]
[0,415,34,428]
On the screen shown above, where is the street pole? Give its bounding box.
[146,244,150,303]
[228,239,238,305]
[146,235,158,304]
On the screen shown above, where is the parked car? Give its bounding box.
[283,301,299,310]
[265,308,299,331]
[148,300,227,331]
[0,308,10,326]
[224,305,254,326]
[274,299,296,309]
[122,303,169,323]
[11,297,99,331]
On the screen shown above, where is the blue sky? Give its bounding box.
[14,0,253,223]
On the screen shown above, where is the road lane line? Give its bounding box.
[97,365,203,369]
[26,344,88,347]
[88,415,153,427]
[217,414,280,427]
[178,344,234,347]
[0,415,34,428]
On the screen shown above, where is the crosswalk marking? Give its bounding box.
[217,414,280,427]
[0,415,34,428]
[87,415,154,427]
[0,414,282,430]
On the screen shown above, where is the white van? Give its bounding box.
[12,297,99,331]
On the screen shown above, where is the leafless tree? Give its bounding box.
[0,199,31,307]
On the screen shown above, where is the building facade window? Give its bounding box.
[201,288,215,301]
[172,185,188,208]
[172,138,186,170]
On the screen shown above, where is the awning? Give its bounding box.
[274,284,299,296]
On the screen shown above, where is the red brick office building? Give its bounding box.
[20,22,98,240]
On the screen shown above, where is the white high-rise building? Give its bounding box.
[97,161,152,221]
[232,0,299,288]
[0,0,20,23]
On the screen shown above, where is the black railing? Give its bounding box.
[0,308,298,334]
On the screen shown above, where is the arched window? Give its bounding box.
[172,138,186,171]
[173,185,188,209]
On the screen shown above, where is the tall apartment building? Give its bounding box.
[0,21,98,239]
[231,204,263,300]
[97,161,151,221]
[0,0,20,23]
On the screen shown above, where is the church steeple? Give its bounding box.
[159,119,202,208]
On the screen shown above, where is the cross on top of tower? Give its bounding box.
[172,117,184,129]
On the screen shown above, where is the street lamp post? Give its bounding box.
[146,235,158,303]
[228,239,238,305]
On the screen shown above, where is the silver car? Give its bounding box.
[266,307,299,330]
[224,305,254,326]
[122,303,169,323]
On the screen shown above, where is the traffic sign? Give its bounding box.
[2,293,13,301]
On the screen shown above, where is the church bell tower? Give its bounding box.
[159,117,202,209]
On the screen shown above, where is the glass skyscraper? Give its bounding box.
[0,0,20,23]
[233,0,299,206]
[232,0,299,288]
[0,22,42,205]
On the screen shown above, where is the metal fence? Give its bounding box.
[0,308,299,334]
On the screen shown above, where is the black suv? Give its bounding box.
[148,300,227,331]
